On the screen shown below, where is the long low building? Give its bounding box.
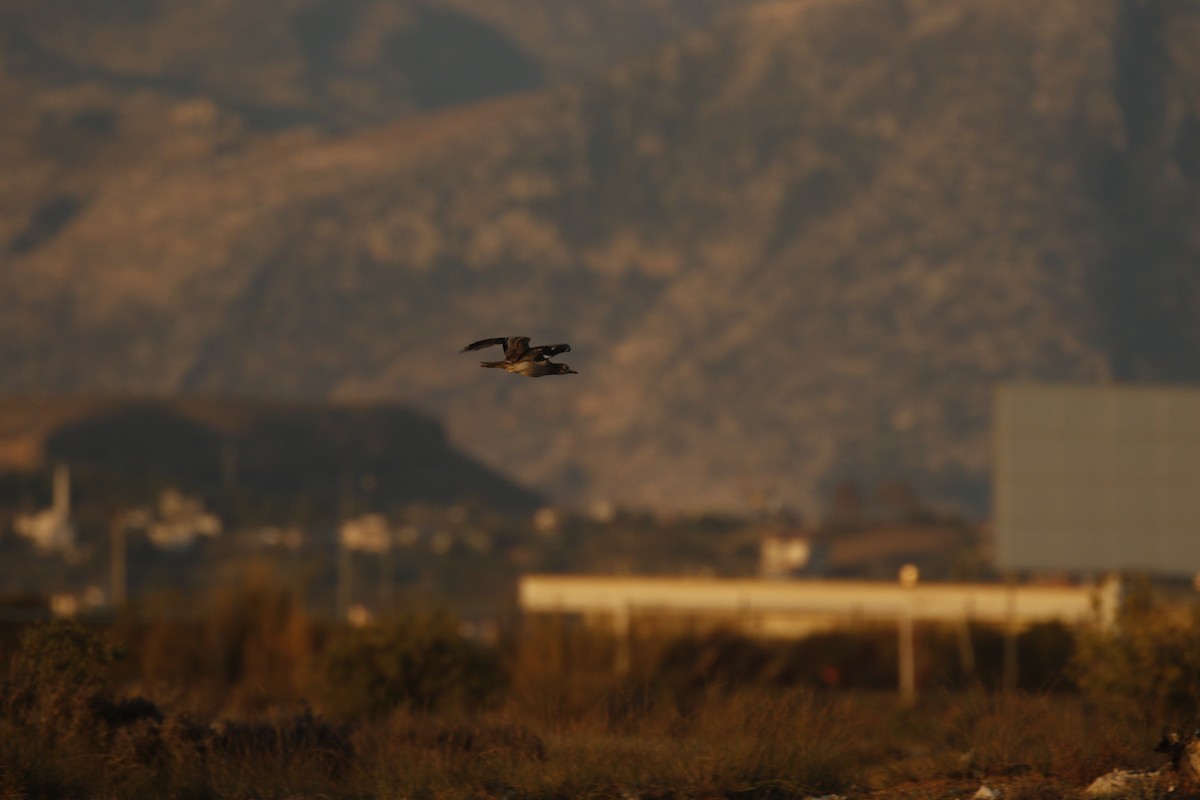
[518,574,1120,636]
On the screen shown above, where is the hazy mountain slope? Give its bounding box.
[0,0,741,129]
[4,0,1200,516]
[440,0,757,84]
[1087,0,1200,380]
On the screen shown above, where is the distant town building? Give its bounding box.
[588,501,617,523]
[339,514,391,553]
[533,506,561,536]
[245,526,305,550]
[759,534,813,578]
[144,489,222,551]
[346,604,374,627]
[50,592,79,618]
[13,464,75,555]
[758,534,825,578]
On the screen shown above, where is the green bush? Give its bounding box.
[1070,580,1200,724]
[306,611,504,719]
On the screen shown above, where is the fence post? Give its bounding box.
[898,564,919,706]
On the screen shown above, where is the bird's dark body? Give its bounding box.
[460,336,576,377]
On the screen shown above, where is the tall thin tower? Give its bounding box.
[52,463,70,517]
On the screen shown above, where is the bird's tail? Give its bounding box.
[479,361,506,369]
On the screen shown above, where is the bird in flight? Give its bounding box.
[460,336,577,377]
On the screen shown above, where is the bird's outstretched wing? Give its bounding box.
[459,336,531,362]
[526,343,571,361]
[459,337,507,353]
[503,337,532,361]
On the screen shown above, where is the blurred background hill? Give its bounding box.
[2,0,1199,518]
[0,395,541,516]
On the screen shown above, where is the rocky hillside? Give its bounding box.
[3,0,1199,517]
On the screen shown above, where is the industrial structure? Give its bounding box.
[518,572,1119,703]
[13,463,75,555]
[519,573,1119,635]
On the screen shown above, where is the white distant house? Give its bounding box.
[339,513,391,553]
[13,464,75,555]
[759,533,816,578]
[114,489,221,552]
[144,489,222,551]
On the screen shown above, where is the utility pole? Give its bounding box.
[337,538,353,622]
[379,538,394,615]
[898,563,919,707]
[110,516,127,608]
[221,439,238,519]
[1002,573,1019,692]
[336,465,354,621]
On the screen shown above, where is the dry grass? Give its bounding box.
[6,674,1167,800]
[349,689,868,800]
[0,585,1190,796]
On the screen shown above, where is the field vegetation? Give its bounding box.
[1,574,1197,800]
